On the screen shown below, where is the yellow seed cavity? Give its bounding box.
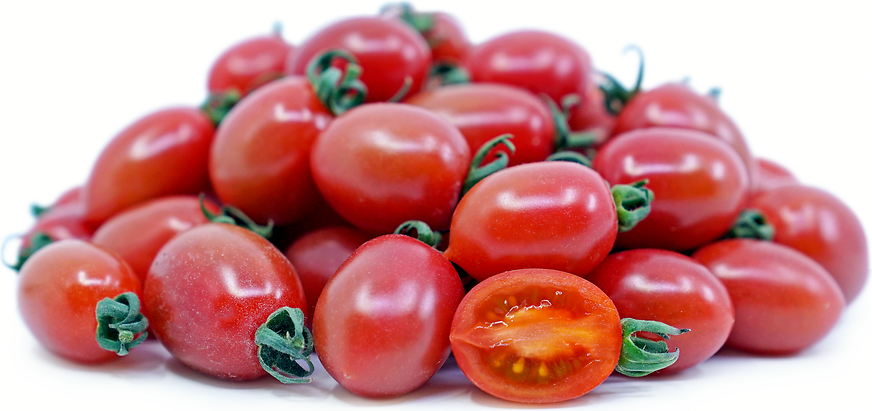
[512,358,525,374]
[538,363,548,377]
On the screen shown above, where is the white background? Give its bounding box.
[1,0,870,409]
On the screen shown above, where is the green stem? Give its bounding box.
[200,90,241,127]
[547,94,598,151]
[724,209,775,241]
[199,194,274,239]
[612,180,654,232]
[96,292,149,356]
[306,50,368,116]
[616,318,689,377]
[599,45,645,115]
[387,76,413,102]
[426,61,470,89]
[394,220,442,248]
[462,134,515,196]
[255,307,314,384]
[545,151,592,167]
[5,231,53,272]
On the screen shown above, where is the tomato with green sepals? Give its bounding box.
[381,3,471,63]
[207,29,292,96]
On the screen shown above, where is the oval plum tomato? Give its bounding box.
[310,103,470,235]
[693,239,845,354]
[444,161,617,282]
[408,83,556,165]
[286,17,431,102]
[14,202,99,271]
[382,4,471,63]
[18,240,142,363]
[585,249,734,374]
[593,127,750,251]
[82,107,215,225]
[91,195,218,283]
[207,31,292,95]
[144,223,306,380]
[450,269,621,403]
[567,76,616,148]
[210,76,332,225]
[751,184,868,304]
[284,226,371,322]
[313,234,464,398]
[753,157,799,194]
[463,30,592,104]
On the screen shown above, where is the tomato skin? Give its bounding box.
[463,30,592,103]
[692,239,845,354]
[444,161,617,282]
[421,12,471,62]
[91,196,218,283]
[23,203,96,245]
[210,76,332,225]
[407,83,556,165]
[144,223,306,380]
[753,157,798,194]
[585,249,734,374]
[82,107,215,224]
[286,17,431,102]
[313,234,464,398]
[593,127,750,251]
[567,78,616,148]
[18,240,141,363]
[751,184,868,304]
[310,103,470,235]
[450,269,621,404]
[207,33,292,95]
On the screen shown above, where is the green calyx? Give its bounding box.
[306,49,368,116]
[381,3,434,34]
[545,150,592,167]
[255,307,315,384]
[6,231,53,272]
[199,194,274,239]
[599,45,645,115]
[394,220,442,248]
[616,318,689,377]
[724,209,775,241]
[426,61,470,89]
[201,90,242,127]
[462,134,516,196]
[612,180,654,232]
[95,292,149,356]
[546,94,599,151]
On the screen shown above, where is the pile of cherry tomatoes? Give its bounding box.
[8,3,867,405]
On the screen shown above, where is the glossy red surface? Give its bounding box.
[207,33,292,95]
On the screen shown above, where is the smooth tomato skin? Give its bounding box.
[83,107,215,225]
[23,203,97,247]
[91,196,218,283]
[286,17,431,102]
[593,127,750,251]
[422,12,471,62]
[311,103,471,235]
[753,157,799,194]
[144,224,306,380]
[210,76,332,225]
[51,185,84,208]
[18,240,141,363]
[751,184,868,304]
[463,30,592,104]
[284,226,371,322]
[585,249,734,374]
[313,234,465,398]
[207,33,292,95]
[408,83,556,165]
[450,269,621,404]
[567,78,616,148]
[444,161,617,282]
[692,239,845,354]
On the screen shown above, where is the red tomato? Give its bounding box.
[207,32,292,95]
[49,185,84,209]
[463,30,592,104]
[751,184,868,304]
[444,161,617,282]
[693,239,845,354]
[585,249,734,374]
[82,107,215,225]
[567,76,616,148]
[408,83,556,165]
[286,17,431,102]
[593,127,750,251]
[450,269,621,404]
[284,226,371,322]
[753,157,799,194]
[18,240,142,363]
[144,223,306,380]
[313,234,464,398]
[382,5,471,63]
[210,76,332,225]
[91,196,218,283]
[310,103,471,234]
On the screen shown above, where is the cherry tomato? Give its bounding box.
[751,184,868,304]
[450,268,621,403]
[144,223,306,380]
[382,5,471,63]
[408,83,556,165]
[286,17,431,102]
[48,185,84,209]
[207,31,292,95]
[310,103,470,234]
[284,226,371,322]
[91,196,218,283]
[313,234,464,398]
[593,127,750,251]
[82,107,215,225]
[567,76,616,148]
[693,239,845,354]
[444,161,617,282]
[18,240,142,363]
[463,30,592,104]
[753,157,798,194]
[585,249,734,374]
[210,76,332,225]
